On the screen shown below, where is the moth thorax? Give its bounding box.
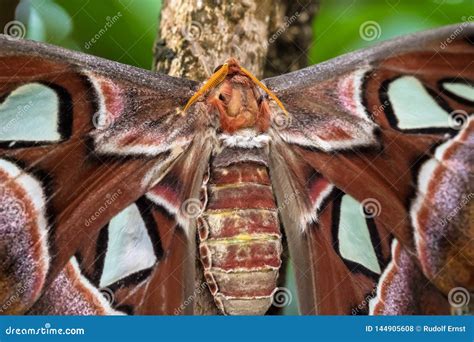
[209,78,270,133]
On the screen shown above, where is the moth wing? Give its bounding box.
[29,137,212,315]
[265,24,473,314]
[0,35,210,313]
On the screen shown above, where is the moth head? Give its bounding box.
[184,57,282,133]
[209,74,270,133]
[223,57,242,74]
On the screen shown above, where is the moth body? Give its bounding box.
[196,61,282,314]
[198,139,282,315]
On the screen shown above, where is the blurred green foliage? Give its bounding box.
[310,0,473,64]
[16,0,472,70]
[17,0,162,69]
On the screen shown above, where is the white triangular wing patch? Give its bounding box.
[100,203,157,288]
[338,195,381,274]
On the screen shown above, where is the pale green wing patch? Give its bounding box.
[388,76,451,130]
[100,203,157,288]
[0,83,61,143]
[338,195,381,275]
[441,82,474,102]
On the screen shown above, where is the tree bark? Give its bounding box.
[264,0,319,77]
[153,0,318,314]
[154,0,278,80]
[0,0,19,32]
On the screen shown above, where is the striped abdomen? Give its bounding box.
[198,146,282,315]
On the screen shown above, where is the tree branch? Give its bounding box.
[264,0,319,77]
[154,0,285,80]
[0,0,19,32]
